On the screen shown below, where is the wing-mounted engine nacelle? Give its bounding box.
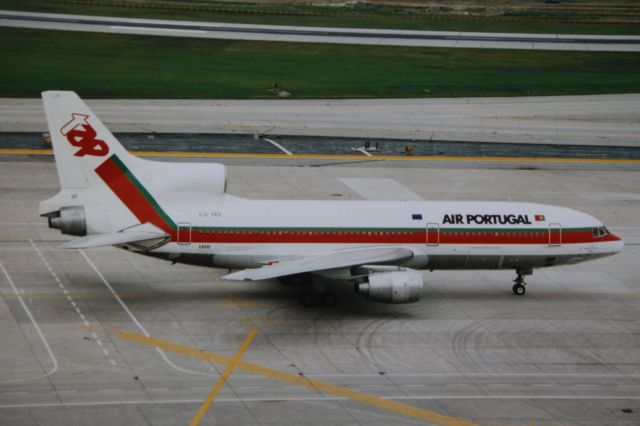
[43,206,86,236]
[355,269,423,304]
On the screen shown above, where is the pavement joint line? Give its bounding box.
[189,328,257,426]
[2,148,639,164]
[115,330,476,426]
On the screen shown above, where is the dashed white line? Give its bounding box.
[96,339,103,347]
[30,240,117,366]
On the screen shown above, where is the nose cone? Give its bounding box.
[610,234,625,254]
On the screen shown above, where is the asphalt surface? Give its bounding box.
[2,94,640,147]
[2,10,640,51]
[3,132,640,159]
[0,160,639,425]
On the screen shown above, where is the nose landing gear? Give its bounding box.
[512,269,532,296]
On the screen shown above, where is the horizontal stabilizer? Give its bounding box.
[61,223,169,250]
[223,246,413,281]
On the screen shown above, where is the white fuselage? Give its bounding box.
[139,195,623,272]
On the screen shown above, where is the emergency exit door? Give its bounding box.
[549,223,561,246]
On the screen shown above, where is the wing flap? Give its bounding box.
[61,223,170,250]
[223,246,413,281]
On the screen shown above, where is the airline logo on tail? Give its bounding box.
[60,113,109,157]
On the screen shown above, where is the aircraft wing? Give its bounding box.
[61,223,170,250]
[222,246,414,281]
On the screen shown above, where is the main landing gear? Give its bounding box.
[512,269,532,296]
[279,273,337,307]
[297,289,337,307]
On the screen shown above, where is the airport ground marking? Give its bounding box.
[79,249,215,377]
[29,240,119,367]
[1,148,639,165]
[262,137,293,155]
[0,261,59,381]
[114,330,476,426]
[190,328,257,426]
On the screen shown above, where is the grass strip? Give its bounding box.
[1,27,639,99]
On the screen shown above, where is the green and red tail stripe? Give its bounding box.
[95,155,176,235]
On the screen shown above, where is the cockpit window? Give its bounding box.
[593,227,609,238]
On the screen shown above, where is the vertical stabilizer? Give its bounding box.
[42,91,139,189]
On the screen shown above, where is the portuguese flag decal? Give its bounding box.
[535,215,545,221]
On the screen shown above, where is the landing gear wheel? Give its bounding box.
[322,291,337,307]
[298,290,315,307]
[512,283,526,296]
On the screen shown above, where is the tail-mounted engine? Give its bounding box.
[43,206,87,236]
[355,269,423,304]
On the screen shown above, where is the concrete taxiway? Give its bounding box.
[2,94,640,146]
[2,10,640,52]
[0,157,638,425]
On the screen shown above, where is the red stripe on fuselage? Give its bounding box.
[95,157,175,236]
[187,228,620,245]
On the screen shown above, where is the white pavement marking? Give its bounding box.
[79,249,211,376]
[1,393,639,410]
[353,147,373,157]
[0,262,59,382]
[109,25,206,35]
[30,240,116,366]
[262,137,292,155]
[339,177,423,201]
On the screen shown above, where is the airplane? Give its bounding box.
[40,91,624,306]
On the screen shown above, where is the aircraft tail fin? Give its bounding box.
[42,91,139,190]
[40,91,228,242]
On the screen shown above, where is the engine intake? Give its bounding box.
[46,206,86,236]
[356,270,423,304]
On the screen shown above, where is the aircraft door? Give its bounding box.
[426,223,439,246]
[549,223,561,246]
[177,222,191,245]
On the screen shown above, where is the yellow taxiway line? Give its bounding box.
[115,330,476,426]
[1,148,639,164]
[190,328,257,426]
